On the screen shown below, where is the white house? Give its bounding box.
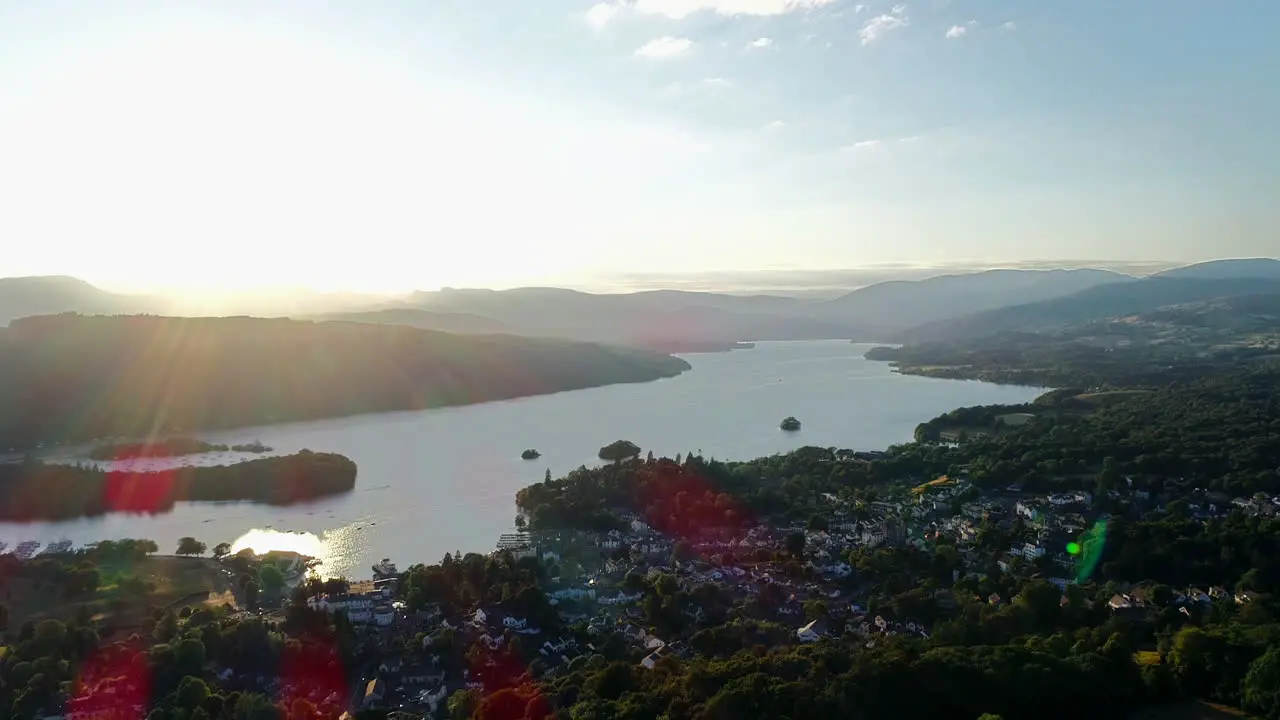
[797,619,829,643]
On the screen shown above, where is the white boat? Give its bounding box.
[14,541,41,560]
[41,540,73,555]
[372,558,398,578]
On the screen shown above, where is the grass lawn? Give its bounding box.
[1073,389,1156,406]
[4,555,234,632]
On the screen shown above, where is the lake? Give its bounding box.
[0,341,1044,578]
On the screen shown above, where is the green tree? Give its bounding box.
[176,676,210,710]
[785,531,806,559]
[1243,647,1280,720]
[212,542,232,560]
[177,537,207,556]
[258,565,285,597]
[449,689,479,720]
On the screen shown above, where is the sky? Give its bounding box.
[0,0,1276,293]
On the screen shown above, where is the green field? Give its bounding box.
[5,555,234,632]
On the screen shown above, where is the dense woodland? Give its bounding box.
[0,314,689,450]
[0,451,356,520]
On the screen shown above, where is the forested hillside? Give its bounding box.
[0,314,690,449]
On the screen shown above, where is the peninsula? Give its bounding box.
[0,314,690,450]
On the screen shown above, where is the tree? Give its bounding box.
[598,440,641,462]
[0,602,8,633]
[176,537,207,556]
[449,689,479,720]
[176,676,210,710]
[259,565,285,597]
[212,542,232,560]
[785,531,806,559]
[244,580,260,609]
[1243,647,1280,720]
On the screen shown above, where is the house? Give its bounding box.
[1236,590,1260,605]
[640,646,666,669]
[374,606,395,626]
[418,685,449,713]
[363,678,386,709]
[797,618,829,643]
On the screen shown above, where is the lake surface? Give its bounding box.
[0,342,1044,578]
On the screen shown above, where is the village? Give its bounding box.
[296,470,1280,717]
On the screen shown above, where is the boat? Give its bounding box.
[14,540,41,560]
[372,558,399,579]
[41,540,73,555]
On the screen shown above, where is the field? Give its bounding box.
[912,476,954,496]
[4,555,235,632]
[1132,701,1256,720]
[1073,389,1156,407]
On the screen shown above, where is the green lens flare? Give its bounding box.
[1066,542,1081,555]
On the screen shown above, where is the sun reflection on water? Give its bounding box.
[229,524,365,579]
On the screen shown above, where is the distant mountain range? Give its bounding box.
[3,258,1277,349]
[902,259,1280,342]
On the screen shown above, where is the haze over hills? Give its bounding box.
[903,269,1280,343]
[811,268,1134,335]
[2,259,1276,350]
[1151,258,1280,281]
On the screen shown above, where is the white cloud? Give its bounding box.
[1001,20,1017,31]
[631,0,837,20]
[748,37,774,49]
[841,139,881,152]
[635,36,694,58]
[859,5,908,45]
[897,135,921,143]
[703,77,734,88]
[854,3,867,12]
[585,2,622,27]
[764,120,786,130]
[945,20,976,39]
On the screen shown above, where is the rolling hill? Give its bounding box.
[0,276,154,325]
[0,314,690,449]
[901,277,1280,343]
[813,268,1134,334]
[1152,257,1280,280]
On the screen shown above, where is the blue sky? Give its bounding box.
[0,0,1275,292]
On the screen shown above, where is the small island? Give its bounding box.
[521,449,541,460]
[88,436,229,461]
[780,416,802,432]
[231,440,273,453]
[598,439,642,462]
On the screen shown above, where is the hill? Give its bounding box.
[901,277,1280,343]
[396,287,854,347]
[308,308,517,335]
[0,276,153,325]
[813,268,1132,334]
[1153,258,1280,280]
[0,314,690,449]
